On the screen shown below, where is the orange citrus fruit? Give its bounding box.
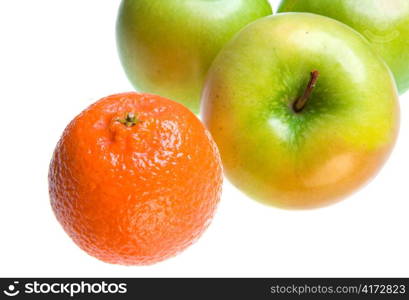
[48,92,223,265]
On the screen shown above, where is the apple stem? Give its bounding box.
[116,112,139,127]
[293,70,320,113]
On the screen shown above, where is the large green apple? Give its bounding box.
[278,0,409,95]
[116,0,272,113]
[201,13,400,209]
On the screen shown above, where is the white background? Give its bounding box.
[0,0,408,277]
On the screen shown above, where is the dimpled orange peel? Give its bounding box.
[49,92,223,265]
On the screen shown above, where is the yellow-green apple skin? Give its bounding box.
[278,0,409,95]
[116,0,273,113]
[201,13,400,209]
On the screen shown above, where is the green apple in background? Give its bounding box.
[116,0,272,113]
[201,13,400,209]
[278,0,409,95]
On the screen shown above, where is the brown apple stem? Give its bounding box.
[116,112,139,127]
[292,70,320,113]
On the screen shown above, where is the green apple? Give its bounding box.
[201,13,400,209]
[116,0,272,113]
[278,0,409,95]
